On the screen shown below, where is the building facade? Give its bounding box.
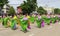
[3,4,10,14]
[43,7,54,14]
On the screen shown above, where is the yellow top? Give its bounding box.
[13,16,17,19]
[27,16,30,19]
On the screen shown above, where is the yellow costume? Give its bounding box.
[14,16,20,26]
[27,16,30,19]
[13,16,17,19]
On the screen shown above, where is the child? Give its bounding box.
[16,14,21,26]
[58,14,60,21]
[41,20,45,27]
[27,15,31,29]
[20,15,28,33]
[10,14,17,30]
[51,14,58,24]
[46,14,51,25]
[30,14,35,24]
[36,14,42,28]
[2,14,10,28]
[0,16,2,23]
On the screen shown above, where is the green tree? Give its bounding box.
[54,8,60,14]
[8,6,15,15]
[0,0,8,9]
[20,0,37,15]
[37,6,47,15]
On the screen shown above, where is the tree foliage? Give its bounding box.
[0,0,8,9]
[37,6,47,15]
[20,0,37,15]
[54,8,60,14]
[8,6,15,15]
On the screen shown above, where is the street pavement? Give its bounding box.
[0,22,60,36]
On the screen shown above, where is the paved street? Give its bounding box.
[0,22,60,36]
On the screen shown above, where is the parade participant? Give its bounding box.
[16,14,21,26]
[46,14,51,25]
[54,14,59,23]
[20,14,24,20]
[8,16,12,27]
[2,14,5,26]
[27,14,31,29]
[36,14,42,28]
[30,14,35,23]
[41,20,45,27]
[2,14,10,28]
[6,15,11,27]
[20,15,28,33]
[0,16,2,23]
[58,14,60,21]
[10,14,17,30]
[51,14,58,24]
[41,14,47,23]
[19,14,24,27]
[42,14,51,25]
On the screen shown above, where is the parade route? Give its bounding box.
[0,0,60,36]
[0,22,60,36]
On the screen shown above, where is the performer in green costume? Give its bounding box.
[30,14,35,23]
[58,14,60,21]
[10,19,17,30]
[2,14,10,28]
[27,15,31,29]
[36,14,42,28]
[0,16,2,23]
[42,14,51,25]
[10,15,17,30]
[46,15,51,25]
[2,16,4,26]
[52,16,59,24]
[20,15,28,33]
[41,15,47,23]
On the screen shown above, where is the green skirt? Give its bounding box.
[51,17,59,24]
[10,19,17,30]
[20,20,28,31]
[30,17,35,23]
[36,19,42,28]
[44,18,51,25]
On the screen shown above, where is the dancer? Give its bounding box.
[2,14,5,26]
[20,15,28,33]
[0,16,2,23]
[51,15,57,24]
[16,14,21,26]
[46,14,51,25]
[10,15,17,30]
[54,15,59,23]
[27,15,31,29]
[58,14,60,21]
[36,14,42,28]
[41,20,45,27]
[2,14,10,28]
[41,14,47,24]
[30,14,35,23]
